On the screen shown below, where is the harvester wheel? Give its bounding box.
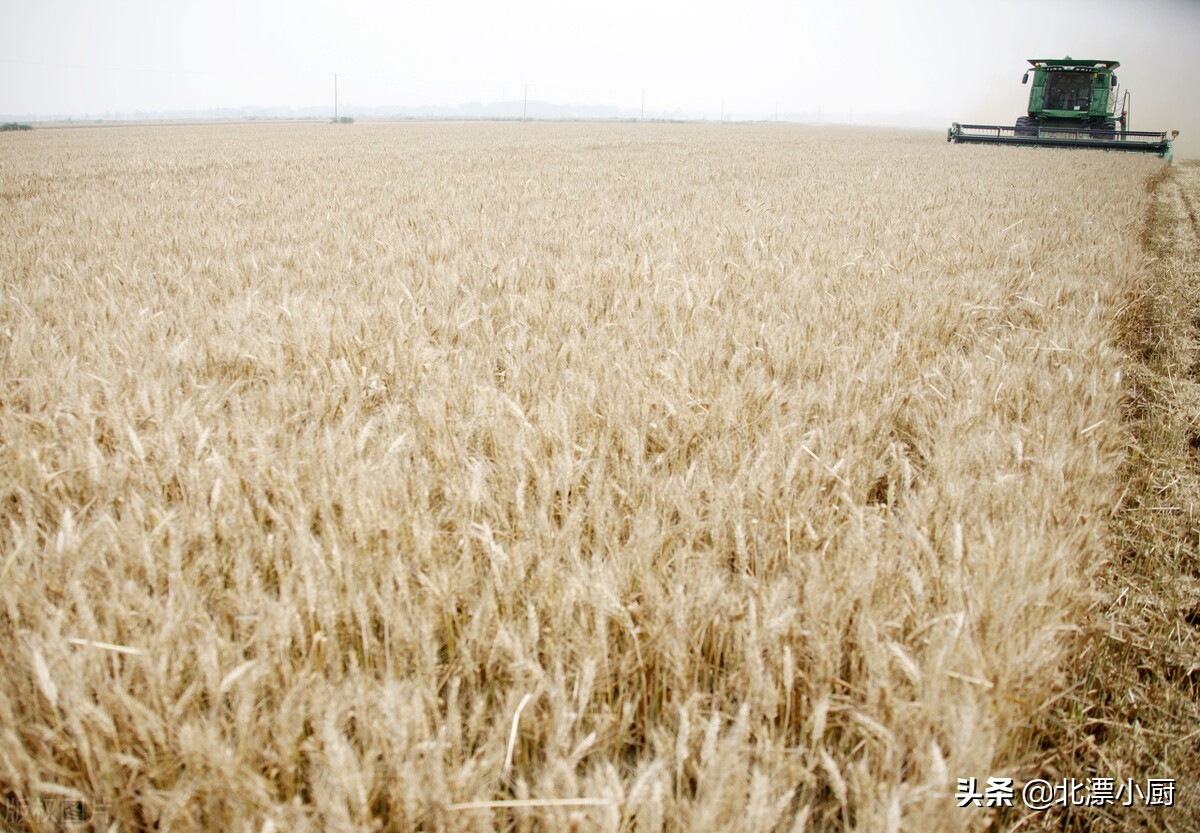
[1015,116,1038,138]
[1091,120,1118,140]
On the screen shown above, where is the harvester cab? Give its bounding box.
[949,57,1176,158]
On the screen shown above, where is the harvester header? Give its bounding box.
[948,56,1175,159]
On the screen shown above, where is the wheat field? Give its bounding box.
[0,122,1166,831]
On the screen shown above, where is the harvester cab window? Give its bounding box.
[1043,71,1092,111]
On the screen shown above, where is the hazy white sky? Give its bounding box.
[2,0,1197,139]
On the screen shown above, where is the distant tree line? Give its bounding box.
[1,122,32,131]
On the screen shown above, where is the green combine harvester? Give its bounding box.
[949,58,1177,159]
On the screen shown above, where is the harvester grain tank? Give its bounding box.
[948,58,1177,159]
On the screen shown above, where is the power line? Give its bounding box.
[4,56,804,123]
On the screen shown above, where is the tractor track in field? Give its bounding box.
[1018,161,1200,833]
[1182,179,1200,249]
[1167,162,1200,251]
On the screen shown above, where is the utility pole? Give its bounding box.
[523,84,528,121]
[334,73,339,121]
[641,90,645,120]
[720,97,724,121]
